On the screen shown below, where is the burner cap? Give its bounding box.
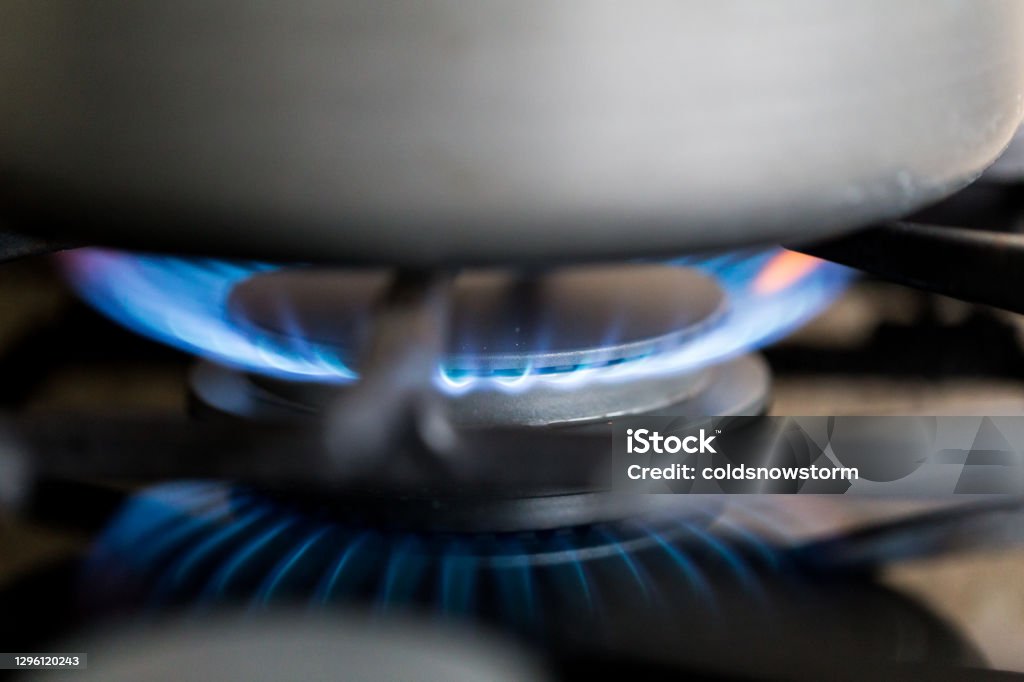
[190,353,769,430]
[227,264,725,375]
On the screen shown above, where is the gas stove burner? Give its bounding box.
[82,482,776,633]
[196,262,773,427]
[79,482,983,672]
[228,264,725,376]
[58,247,852,393]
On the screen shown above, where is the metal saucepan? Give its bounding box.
[1,1,1023,264]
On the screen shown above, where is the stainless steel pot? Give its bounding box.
[2,1,1023,264]
[986,126,1024,182]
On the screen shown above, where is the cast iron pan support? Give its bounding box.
[793,221,1024,315]
[321,268,463,483]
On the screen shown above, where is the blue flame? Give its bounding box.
[58,248,852,394]
[641,523,716,614]
[83,482,789,631]
[258,526,331,607]
[597,526,652,602]
[439,543,478,618]
[59,251,358,381]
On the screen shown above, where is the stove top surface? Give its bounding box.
[2,252,1024,676]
